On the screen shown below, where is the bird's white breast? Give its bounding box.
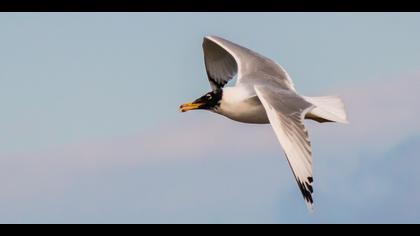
[214,87,269,124]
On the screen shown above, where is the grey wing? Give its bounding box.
[255,85,315,210]
[202,36,296,91]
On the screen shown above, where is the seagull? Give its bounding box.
[180,36,348,210]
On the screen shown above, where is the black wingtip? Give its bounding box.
[297,177,314,207]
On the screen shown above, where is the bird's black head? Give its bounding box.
[180,89,223,112]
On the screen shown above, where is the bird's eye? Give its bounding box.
[206,94,212,99]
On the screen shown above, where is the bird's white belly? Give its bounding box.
[215,98,269,124]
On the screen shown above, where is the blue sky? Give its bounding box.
[1,13,420,223]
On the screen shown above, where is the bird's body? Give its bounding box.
[180,35,348,210]
[215,87,269,124]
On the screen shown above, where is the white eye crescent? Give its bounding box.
[206,94,212,99]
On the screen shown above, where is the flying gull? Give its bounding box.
[180,36,348,210]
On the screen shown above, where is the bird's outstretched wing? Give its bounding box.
[202,36,295,91]
[255,85,315,210]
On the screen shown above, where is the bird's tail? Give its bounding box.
[304,96,349,124]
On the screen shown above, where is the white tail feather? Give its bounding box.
[304,96,348,124]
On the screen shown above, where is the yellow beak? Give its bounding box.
[179,102,204,112]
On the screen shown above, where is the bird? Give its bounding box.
[179,35,348,210]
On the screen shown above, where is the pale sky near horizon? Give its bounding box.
[1,13,420,223]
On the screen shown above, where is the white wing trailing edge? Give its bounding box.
[255,85,315,210]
